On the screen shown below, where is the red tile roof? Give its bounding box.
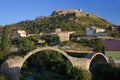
[103,40,120,51]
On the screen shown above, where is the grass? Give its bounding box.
[105,51,120,59]
[61,41,92,51]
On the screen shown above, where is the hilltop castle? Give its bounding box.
[52,8,97,18]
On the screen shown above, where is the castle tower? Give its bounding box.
[79,8,82,12]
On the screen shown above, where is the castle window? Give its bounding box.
[86,14,89,17]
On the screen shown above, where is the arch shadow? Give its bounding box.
[86,53,108,71]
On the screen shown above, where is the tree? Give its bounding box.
[70,67,91,80]
[91,63,120,80]
[1,26,10,58]
[77,38,105,53]
[92,39,105,53]
[41,34,60,46]
[110,31,120,38]
[18,37,35,54]
[0,75,10,80]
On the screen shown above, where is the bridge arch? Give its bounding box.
[86,53,108,70]
[20,47,74,69]
[0,47,75,80]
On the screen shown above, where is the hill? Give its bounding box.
[8,9,114,34]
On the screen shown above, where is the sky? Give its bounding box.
[0,0,120,26]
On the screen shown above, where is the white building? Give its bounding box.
[86,27,106,36]
[18,30,27,37]
[10,29,27,39]
[96,28,105,33]
[86,27,97,36]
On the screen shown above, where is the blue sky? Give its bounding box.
[0,0,120,26]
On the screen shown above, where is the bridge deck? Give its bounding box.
[65,50,93,54]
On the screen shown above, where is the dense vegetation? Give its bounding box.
[7,11,113,34]
[91,63,120,80]
[0,75,10,80]
[0,27,10,64]
[20,51,91,80]
[72,38,105,53]
[41,34,60,46]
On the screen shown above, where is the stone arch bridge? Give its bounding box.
[0,47,108,80]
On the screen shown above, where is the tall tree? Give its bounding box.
[41,34,60,46]
[18,37,35,54]
[1,26,10,57]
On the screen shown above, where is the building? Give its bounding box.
[117,26,120,32]
[103,40,120,51]
[54,28,74,42]
[86,27,106,37]
[53,9,97,18]
[10,29,27,39]
[86,27,97,36]
[18,30,27,37]
[96,28,105,33]
[111,26,118,32]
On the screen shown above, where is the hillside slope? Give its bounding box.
[8,9,114,34]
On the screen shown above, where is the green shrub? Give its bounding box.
[0,75,9,80]
[69,67,91,80]
[91,63,120,80]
